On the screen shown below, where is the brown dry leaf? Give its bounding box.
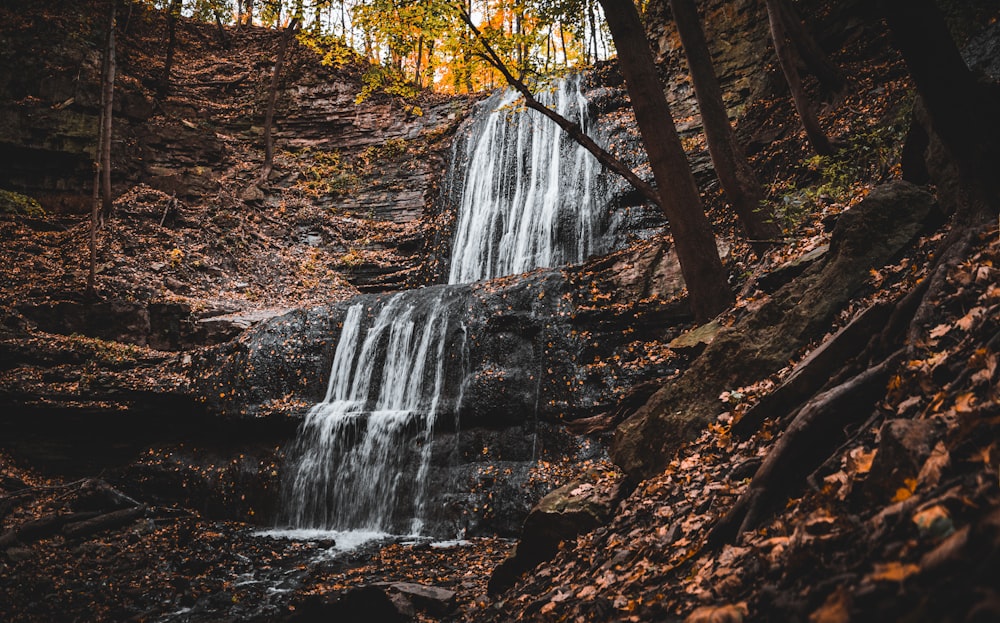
[954,392,976,413]
[891,478,918,503]
[970,353,997,385]
[971,442,995,465]
[846,447,877,474]
[868,561,920,582]
[809,587,851,623]
[928,323,952,339]
[684,603,748,623]
[917,442,950,487]
[576,585,597,600]
[550,590,571,603]
[955,306,985,331]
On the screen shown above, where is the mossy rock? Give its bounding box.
[0,189,46,218]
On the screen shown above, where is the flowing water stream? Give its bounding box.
[276,75,614,542]
[448,73,609,283]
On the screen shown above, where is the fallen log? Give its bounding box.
[0,511,102,549]
[62,506,147,540]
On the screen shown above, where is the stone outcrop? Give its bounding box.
[612,181,939,481]
[488,469,625,594]
[193,235,693,425]
[186,235,693,534]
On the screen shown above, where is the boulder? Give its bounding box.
[756,245,829,294]
[289,584,412,623]
[488,470,624,594]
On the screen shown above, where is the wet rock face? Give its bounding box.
[194,238,691,535]
[196,236,691,425]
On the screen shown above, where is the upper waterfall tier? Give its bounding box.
[447,74,611,284]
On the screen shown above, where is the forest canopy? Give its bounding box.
[147,0,612,92]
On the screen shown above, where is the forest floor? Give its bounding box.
[2,3,999,623]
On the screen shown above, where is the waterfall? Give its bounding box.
[277,75,613,541]
[448,73,608,284]
[279,290,460,536]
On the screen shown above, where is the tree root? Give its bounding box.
[907,227,978,348]
[732,300,893,439]
[709,349,905,546]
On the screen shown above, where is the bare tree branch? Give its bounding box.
[456,6,663,210]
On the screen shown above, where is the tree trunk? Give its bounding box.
[544,25,552,72]
[87,0,116,298]
[159,0,182,96]
[100,3,115,221]
[215,13,231,50]
[669,0,780,250]
[881,0,1000,219]
[598,0,733,321]
[588,0,600,64]
[259,17,299,184]
[764,0,834,156]
[559,23,568,66]
[414,35,423,87]
[773,0,844,95]
[426,39,436,88]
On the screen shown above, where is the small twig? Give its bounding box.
[160,193,177,227]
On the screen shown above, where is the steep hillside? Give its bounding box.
[0,0,998,622]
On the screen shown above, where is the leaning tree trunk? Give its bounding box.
[159,0,182,96]
[669,0,781,250]
[88,0,116,297]
[458,8,662,209]
[764,0,835,156]
[259,17,299,185]
[599,0,734,321]
[773,0,845,95]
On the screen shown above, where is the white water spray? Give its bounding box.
[448,74,607,284]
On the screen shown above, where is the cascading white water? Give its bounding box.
[278,75,614,541]
[279,291,454,536]
[448,74,607,284]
